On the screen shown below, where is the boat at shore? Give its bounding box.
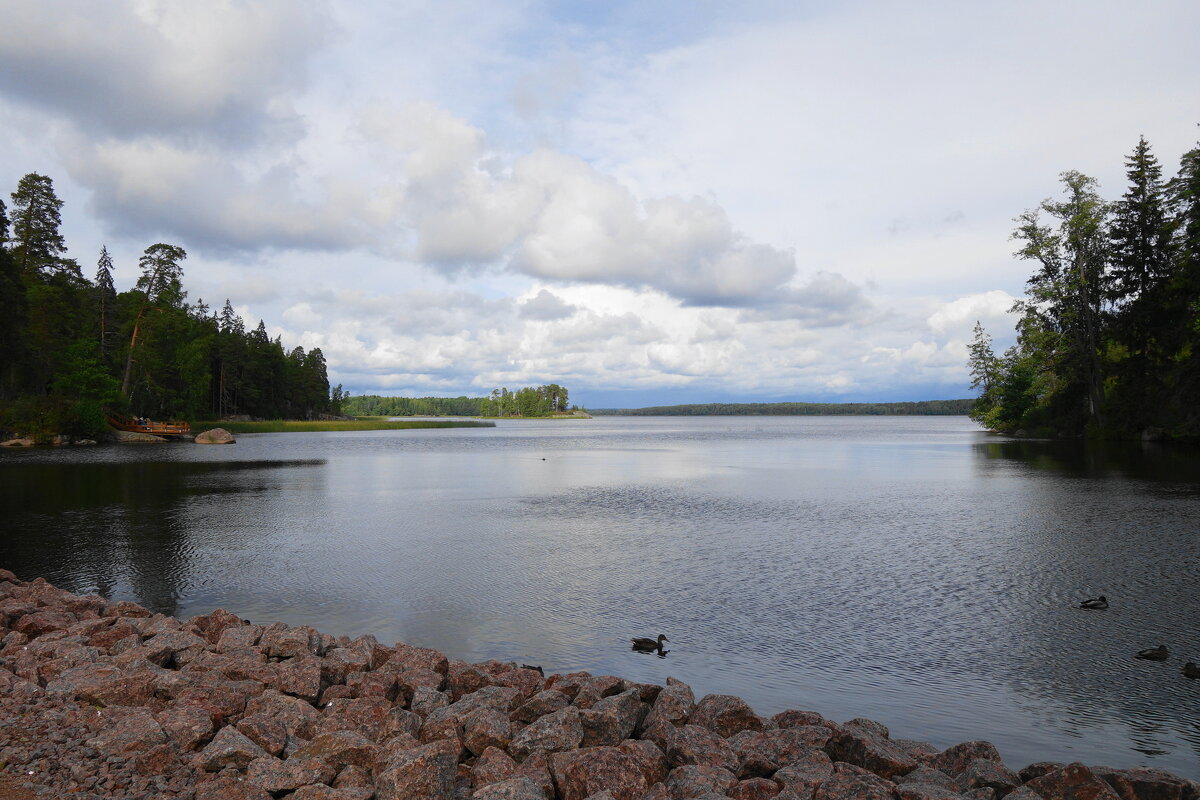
[106,415,192,438]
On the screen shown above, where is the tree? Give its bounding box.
[1110,138,1173,305]
[9,173,79,281]
[1011,171,1110,428]
[121,243,187,398]
[967,321,999,394]
[1105,138,1176,429]
[0,198,29,399]
[330,384,347,416]
[95,246,116,359]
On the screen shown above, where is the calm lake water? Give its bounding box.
[2,416,1199,777]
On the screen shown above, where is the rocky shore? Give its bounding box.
[1,570,1196,800]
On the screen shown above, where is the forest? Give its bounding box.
[590,400,974,416]
[345,384,576,418]
[969,133,1200,440]
[0,173,338,441]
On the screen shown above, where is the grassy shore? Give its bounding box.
[190,418,495,433]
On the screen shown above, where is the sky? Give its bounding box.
[2,1,1198,408]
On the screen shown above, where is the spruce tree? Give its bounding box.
[95,246,116,359]
[1110,137,1172,304]
[9,172,80,281]
[1107,138,1174,429]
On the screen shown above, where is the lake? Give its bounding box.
[2,416,1198,778]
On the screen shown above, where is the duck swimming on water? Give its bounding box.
[1078,595,1108,609]
[631,634,668,652]
[1183,662,1199,679]
[1135,644,1169,661]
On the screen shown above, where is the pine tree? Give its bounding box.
[122,243,188,398]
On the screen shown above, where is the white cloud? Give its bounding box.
[926,290,1019,335]
[0,0,333,142]
[519,289,578,321]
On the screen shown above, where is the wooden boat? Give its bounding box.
[107,415,192,438]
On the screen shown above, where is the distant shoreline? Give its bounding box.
[589,399,974,416]
[190,419,495,433]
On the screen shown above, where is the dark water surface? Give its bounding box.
[2,416,1199,777]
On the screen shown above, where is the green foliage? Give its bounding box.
[973,132,1200,440]
[9,173,80,281]
[0,171,336,437]
[344,384,576,418]
[190,419,494,433]
[592,399,975,416]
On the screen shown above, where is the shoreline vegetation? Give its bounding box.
[344,384,581,419]
[968,133,1200,443]
[0,171,348,444]
[2,569,1196,798]
[590,399,974,416]
[190,418,496,434]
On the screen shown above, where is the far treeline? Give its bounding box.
[344,384,578,418]
[0,172,342,441]
[969,132,1200,441]
[590,400,974,416]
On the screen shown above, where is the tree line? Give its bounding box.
[590,400,975,416]
[969,132,1200,440]
[344,384,576,418]
[0,172,339,440]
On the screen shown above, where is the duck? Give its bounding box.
[1183,662,1199,679]
[1135,644,1169,661]
[1078,595,1108,610]
[631,633,668,652]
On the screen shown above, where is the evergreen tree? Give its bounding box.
[94,246,116,359]
[1110,138,1172,305]
[9,173,80,281]
[1011,171,1110,429]
[1107,138,1174,429]
[121,243,187,397]
[967,321,999,395]
[0,198,29,399]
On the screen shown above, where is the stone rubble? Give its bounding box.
[1,568,1197,800]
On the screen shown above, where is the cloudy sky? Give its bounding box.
[2,1,1197,407]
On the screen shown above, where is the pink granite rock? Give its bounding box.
[1023,763,1123,800]
[665,764,739,799]
[513,689,572,723]
[376,738,459,800]
[813,762,897,800]
[245,755,336,794]
[196,725,271,771]
[732,777,784,800]
[509,705,585,760]
[640,677,694,732]
[772,749,834,797]
[291,730,379,771]
[825,725,917,781]
[690,694,765,739]
[551,746,651,800]
[665,724,739,773]
[728,728,826,778]
[474,745,519,789]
